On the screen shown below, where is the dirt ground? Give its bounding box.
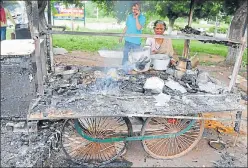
[51,51,248,167]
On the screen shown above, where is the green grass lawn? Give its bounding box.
[52,33,247,65]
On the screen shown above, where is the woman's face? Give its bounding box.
[154,23,165,35]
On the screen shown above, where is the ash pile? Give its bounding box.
[43,60,228,99]
[28,57,239,116]
[0,120,63,167]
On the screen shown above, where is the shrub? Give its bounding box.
[208,26,228,34]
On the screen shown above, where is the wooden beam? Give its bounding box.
[183,0,195,58]
[32,1,44,96]
[40,40,47,77]
[228,31,247,92]
[28,93,243,121]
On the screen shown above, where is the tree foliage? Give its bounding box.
[92,0,136,23]
[221,0,246,15]
[92,0,243,26]
[194,1,222,20]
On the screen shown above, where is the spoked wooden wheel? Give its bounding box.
[61,117,132,166]
[141,114,204,159]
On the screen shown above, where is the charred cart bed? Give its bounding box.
[28,93,243,120]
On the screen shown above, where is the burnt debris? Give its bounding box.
[40,65,229,105]
[180,26,240,48]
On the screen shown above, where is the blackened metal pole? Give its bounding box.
[182,0,195,58]
[32,1,44,95]
[233,111,243,146]
[47,0,52,25]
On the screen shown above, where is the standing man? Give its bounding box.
[119,2,146,73]
[0,1,16,41]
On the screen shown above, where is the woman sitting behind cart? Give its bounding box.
[145,20,179,63]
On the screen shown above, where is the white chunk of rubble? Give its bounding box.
[198,82,224,94]
[182,96,197,107]
[144,77,165,93]
[165,79,187,93]
[196,72,210,84]
[153,93,171,106]
[197,71,223,85]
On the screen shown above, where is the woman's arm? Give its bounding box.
[146,38,157,54]
[157,39,174,56]
[166,39,179,63]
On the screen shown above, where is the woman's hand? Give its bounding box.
[170,58,178,66]
[152,50,157,54]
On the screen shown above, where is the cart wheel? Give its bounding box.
[141,114,204,159]
[61,117,132,166]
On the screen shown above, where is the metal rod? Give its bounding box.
[50,31,241,44]
[27,113,247,122]
[132,115,247,122]
[47,0,52,25]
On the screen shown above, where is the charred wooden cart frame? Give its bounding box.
[28,2,246,166]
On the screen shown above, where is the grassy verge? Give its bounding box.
[52,33,247,65]
[53,34,121,52]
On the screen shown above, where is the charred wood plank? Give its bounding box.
[27,93,244,120]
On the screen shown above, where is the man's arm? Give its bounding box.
[6,9,15,25]
[122,26,127,34]
[135,10,146,30]
[119,26,127,43]
[135,18,142,30]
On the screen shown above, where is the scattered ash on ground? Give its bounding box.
[1,120,62,167]
[213,152,237,167]
[1,119,133,168]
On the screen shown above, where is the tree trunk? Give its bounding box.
[25,1,48,37]
[25,1,52,72]
[168,18,176,34]
[225,0,247,65]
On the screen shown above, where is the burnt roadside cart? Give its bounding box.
[26,32,246,167]
[6,2,245,167]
